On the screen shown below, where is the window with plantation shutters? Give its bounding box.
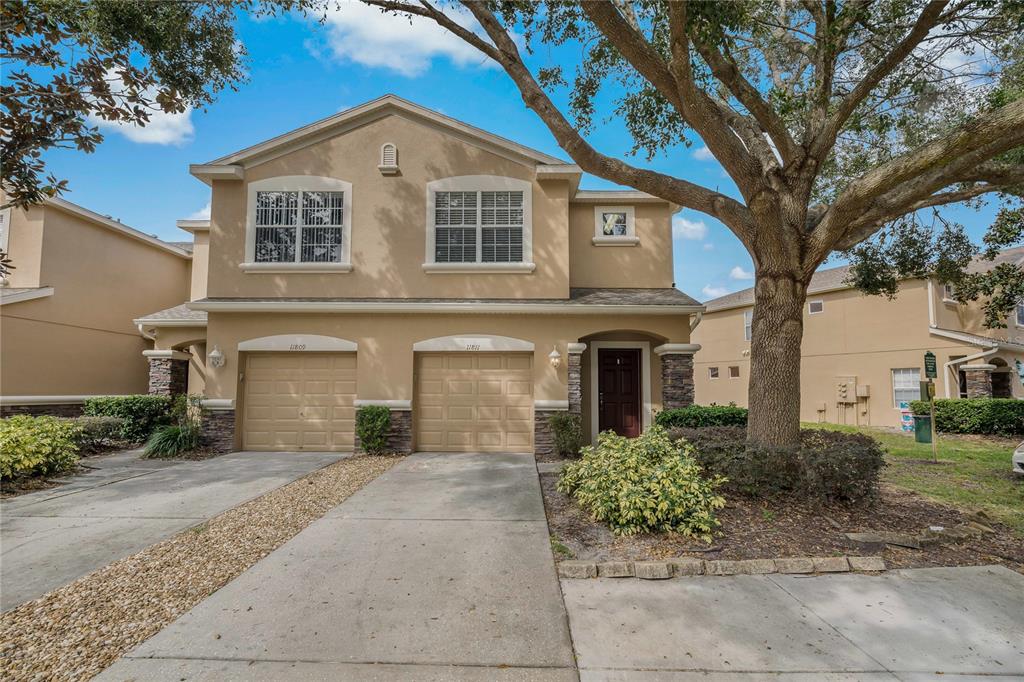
[432,189,524,264]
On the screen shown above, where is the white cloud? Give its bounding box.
[312,2,496,77]
[702,243,714,251]
[188,202,211,220]
[672,215,707,240]
[702,284,730,299]
[692,145,715,161]
[729,265,754,280]
[87,73,194,146]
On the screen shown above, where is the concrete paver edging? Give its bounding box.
[558,555,886,579]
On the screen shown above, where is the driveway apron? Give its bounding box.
[1,450,343,611]
[99,452,577,681]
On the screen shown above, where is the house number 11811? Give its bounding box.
[464,344,481,351]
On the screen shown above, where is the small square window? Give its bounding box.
[592,205,636,243]
[943,283,957,302]
[708,367,720,379]
[1016,301,1024,326]
[729,366,740,378]
[808,300,824,314]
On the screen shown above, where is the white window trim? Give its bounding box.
[708,367,720,380]
[0,206,11,252]
[589,341,652,443]
[943,283,958,305]
[808,300,824,315]
[242,175,353,272]
[1016,301,1024,327]
[592,205,638,246]
[425,175,534,273]
[728,366,740,379]
[891,367,922,408]
[743,309,753,342]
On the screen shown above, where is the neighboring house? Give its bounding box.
[0,196,192,415]
[692,249,1024,429]
[136,95,703,454]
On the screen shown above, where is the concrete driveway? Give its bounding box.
[563,565,1024,681]
[1,449,342,611]
[98,452,577,681]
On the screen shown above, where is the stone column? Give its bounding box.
[654,343,701,410]
[567,343,585,415]
[354,400,413,454]
[533,402,567,456]
[963,363,996,398]
[200,399,236,453]
[143,350,190,397]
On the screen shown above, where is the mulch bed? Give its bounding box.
[0,454,399,682]
[541,464,1024,574]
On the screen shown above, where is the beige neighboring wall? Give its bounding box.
[692,279,1024,428]
[207,114,572,300]
[2,202,191,397]
[189,230,210,300]
[2,204,45,288]
[568,202,674,288]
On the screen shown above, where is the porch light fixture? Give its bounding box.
[548,346,562,368]
[208,345,225,369]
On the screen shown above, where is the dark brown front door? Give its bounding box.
[598,348,642,437]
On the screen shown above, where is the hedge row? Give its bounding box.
[910,398,1024,436]
[83,395,172,442]
[655,404,748,429]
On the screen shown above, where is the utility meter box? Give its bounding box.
[835,376,858,404]
[856,384,871,398]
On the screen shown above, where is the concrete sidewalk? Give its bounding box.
[563,565,1024,681]
[98,452,577,681]
[1,449,342,611]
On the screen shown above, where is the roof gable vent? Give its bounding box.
[379,143,399,175]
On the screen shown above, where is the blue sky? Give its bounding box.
[44,4,998,301]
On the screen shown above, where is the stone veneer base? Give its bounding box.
[201,409,236,454]
[355,409,413,455]
[534,409,561,456]
[148,358,189,397]
[660,353,695,409]
[0,403,86,418]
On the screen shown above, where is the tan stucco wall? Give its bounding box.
[202,311,691,444]
[3,204,45,288]
[207,114,576,300]
[1,204,191,396]
[189,231,210,300]
[568,203,674,288]
[693,279,1024,428]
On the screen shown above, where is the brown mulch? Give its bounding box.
[0,454,398,682]
[541,467,1024,573]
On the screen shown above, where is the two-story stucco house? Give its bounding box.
[1,196,192,415]
[693,250,1024,429]
[135,95,703,454]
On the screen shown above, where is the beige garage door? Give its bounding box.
[415,352,533,452]
[243,353,356,451]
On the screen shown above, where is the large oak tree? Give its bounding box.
[355,0,1024,445]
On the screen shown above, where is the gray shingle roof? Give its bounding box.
[703,246,1024,312]
[195,288,701,308]
[135,303,207,323]
[164,241,194,253]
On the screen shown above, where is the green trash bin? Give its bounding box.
[913,415,932,443]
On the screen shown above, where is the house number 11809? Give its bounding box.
[289,344,307,351]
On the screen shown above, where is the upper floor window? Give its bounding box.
[743,309,753,341]
[808,300,824,314]
[1016,301,1024,326]
[425,176,534,272]
[592,205,638,246]
[943,283,957,302]
[244,176,352,272]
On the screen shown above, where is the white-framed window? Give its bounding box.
[0,206,10,252]
[592,205,638,245]
[892,367,922,407]
[729,366,740,379]
[1016,301,1024,326]
[425,176,534,272]
[243,176,352,272]
[708,367,720,379]
[743,309,753,341]
[943,283,957,302]
[808,300,824,314]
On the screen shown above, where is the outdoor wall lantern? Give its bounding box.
[548,346,562,369]
[208,345,226,369]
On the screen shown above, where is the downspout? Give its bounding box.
[689,311,704,332]
[943,348,997,398]
[137,323,156,342]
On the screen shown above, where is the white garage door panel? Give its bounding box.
[415,352,533,453]
[243,353,356,452]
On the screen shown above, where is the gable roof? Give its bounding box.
[704,246,1024,312]
[194,94,568,178]
[46,197,191,259]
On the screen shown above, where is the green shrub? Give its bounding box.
[670,426,885,503]
[144,395,203,459]
[0,415,81,479]
[910,398,1024,435]
[356,405,391,455]
[655,404,748,429]
[548,412,583,458]
[83,395,172,442]
[557,426,726,539]
[72,416,126,454]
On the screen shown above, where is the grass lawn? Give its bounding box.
[809,422,1024,536]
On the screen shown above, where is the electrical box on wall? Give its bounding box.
[856,384,871,398]
[835,376,858,404]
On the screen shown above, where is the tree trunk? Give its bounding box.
[746,270,808,446]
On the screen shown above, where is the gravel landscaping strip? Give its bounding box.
[0,455,397,682]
